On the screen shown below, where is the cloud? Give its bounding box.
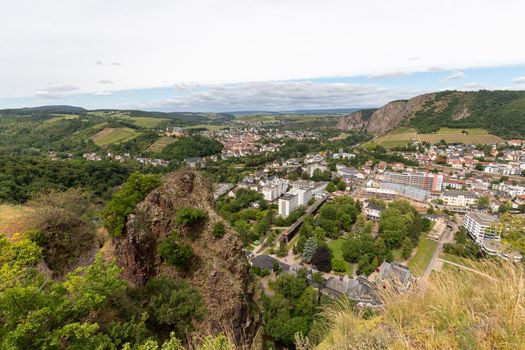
[35,84,79,99]
[462,82,487,90]
[98,79,114,85]
[368,71,410,80]
[145,81,425,112]
[512,76,525,84]
[440,71,466,82]
[408,57,420,61]
[94,91,113,96]
[428,66,445,72]
[96,60,120,66]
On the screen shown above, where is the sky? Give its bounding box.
[1,0,525,112]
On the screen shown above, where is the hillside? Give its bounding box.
[313,261,525,350]
[337,90,525,139]
[111,170,256,340]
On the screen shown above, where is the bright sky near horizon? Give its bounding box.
[1,0,525,111]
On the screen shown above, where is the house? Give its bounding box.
[185,157,203,168]
[376,262,412,291]
[364,202,383,221]
[441,190,478,207]
[324,275,381,306]
[251,255,290,272]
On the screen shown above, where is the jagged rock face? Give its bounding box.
[337,92,435,135]
[335,110,371,131]
[114,171,254,341]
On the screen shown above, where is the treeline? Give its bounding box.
[0,156,166,203]
[160,135,223,161]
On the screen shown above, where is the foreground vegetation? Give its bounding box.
[312,261,525,350]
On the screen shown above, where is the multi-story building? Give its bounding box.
[464,211,500,243]
[441,190,478,207]
[290,188,312,206]
[261,185,282,201]
[278,193,298,217]
[382,171,443,192]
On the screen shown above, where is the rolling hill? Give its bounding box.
[338,90,525,139]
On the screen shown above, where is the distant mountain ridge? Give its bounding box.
[0,105,235,123]
[337,90,525,139]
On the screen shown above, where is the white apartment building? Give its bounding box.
[464,211,500,243]
[261,185,282,201]
[278,193,299,217]
[290,188,312,206]
[441,190,478,207]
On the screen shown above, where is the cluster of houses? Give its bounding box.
[250,254,413,307]
[82,152,169,166]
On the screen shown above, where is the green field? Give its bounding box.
[236,115,276,122]
[408,238,438,276]
[327,238,354,276]
[91,127,140,146]
[147,136,177,152]
[129,116,169,128]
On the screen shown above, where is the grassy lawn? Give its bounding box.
[0,204,32,236]
[147,136,177,152]
[408,238,438,276]
[327,238,354,276]
[91,127,140,146]
[130,116,168,128]
[435,127,488,135]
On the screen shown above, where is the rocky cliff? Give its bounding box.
[337,93,435,135]
[113,170,255,342]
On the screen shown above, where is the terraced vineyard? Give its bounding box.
[147,136,177,152]
[91,127,140,146]
[370,127,503,148]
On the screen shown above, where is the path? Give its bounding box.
[419,219,455,283]
[437,258,495,280]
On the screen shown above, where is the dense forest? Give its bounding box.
[407,90,525,138]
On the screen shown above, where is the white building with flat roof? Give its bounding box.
[290,188,312,206]
[464,211,500,243]
[278,193,299,217]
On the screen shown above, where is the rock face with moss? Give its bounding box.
[113,170,255,341]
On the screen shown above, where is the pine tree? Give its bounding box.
[302,237,318,263]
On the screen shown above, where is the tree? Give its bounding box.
[342,237,361,263]
[326,182,336,193]
[158,233,194,270]
[28,188,96,274]
[336,181,346,191]
[212,222,226,238]
[401,237,413,260]
[302,237,317,262]
[103,172,161,238]
[145,279,205,339]
[175,207,207,227]
[478,196,490,209]
[332,259,346,273]
[311,246,332,272]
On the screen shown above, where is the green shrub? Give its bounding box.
[158,233,194,270]
[332,259,346,273]
[103,172,161,238]
[212,222,226,238]
[175,207,207,227]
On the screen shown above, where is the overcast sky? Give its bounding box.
[1,0,525,111]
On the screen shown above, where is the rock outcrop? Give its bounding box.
[337,93,435,135]
[113,170,255,342]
